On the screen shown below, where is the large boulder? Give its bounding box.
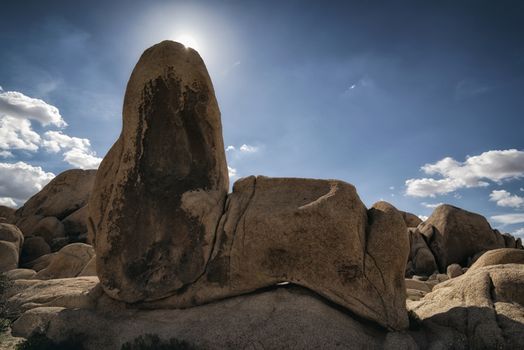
[20,236,51,264]
[407,228,437,276]
[35,243,95,280]
[400,211,422,227]
[0,205,16,223]
[469,248,524,271]
[15,169,96,222]
[408,264,524,349]
[418,204,503,271]
[90,41,229,303]
[0,240,19,272]
[6,276,101,314]
[140,177,410,331]
[62,205,88,237]
[10,285,414,350]
[0,223,24,251]
[31,216,65,244]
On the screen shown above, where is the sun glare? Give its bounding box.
[176,34,200,51]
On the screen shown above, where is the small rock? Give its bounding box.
[5,268,37,280]
[446,263,463,278]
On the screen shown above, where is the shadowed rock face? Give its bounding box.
[89,41,229,303]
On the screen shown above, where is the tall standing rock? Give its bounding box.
[89,41,229,302]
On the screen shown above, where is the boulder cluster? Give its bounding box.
[1,41,523,349]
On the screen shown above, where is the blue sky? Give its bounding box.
[1,1,524,237]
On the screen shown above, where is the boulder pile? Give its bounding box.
[1,40,523,349]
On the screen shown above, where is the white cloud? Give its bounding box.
[521,188,524,192]
[513,228,524,238]
[406,150,524,197]
[0,197,17,207]
[62,148,101,169]
[225,145,236,152]
[389,186,395,190]
[489,190,524,208]
[42,131,91,153]
[239,144,258,153]
[491,213,524,225]
[0,90,101,169]
[0,162,55,205]
[0,116,42,151]
[0,90,66,127]
[421,202,444,208]
[418,215,429,221]
[405,177,461,197]
[228,166,237,179]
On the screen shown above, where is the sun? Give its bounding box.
[175,34,200,51]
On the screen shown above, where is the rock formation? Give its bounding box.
[400,211,423,227]
[88,41,409,331]
[417,204,504,271]
[89,40,229,303]
[469,248,524,271]
[408,264,524,349]
[0,224,24,272]
[2,40,523,349]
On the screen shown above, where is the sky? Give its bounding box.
[1,0,524,238]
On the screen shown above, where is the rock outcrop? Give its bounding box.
[34,243,95,280]
[400,211,423,227]
[150,178,409,330]
[469,248,524,271]
[0,223,24,272]
[10,284,412,350]
[87,41,409,331]
[0,240,19,273]
[89,40,229,304]
[408,264,524,349]
[417,204,504,271]
[15,169,96,222]
[0,205,16,223]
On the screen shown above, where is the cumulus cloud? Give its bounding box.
[0,116,41,151]
[42,131,102,169]
[63,148,102,169]
[421,202,444,208]
[418,215,429,221]
[228,166,237,179]
[406,150,524,197]
[0,162,55,206]
[489,190,524,208]
[0,197,17,207]
[0,89,101,169]
[225,144,259,154]
[491,213,524,225]
[0,90,66,127]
